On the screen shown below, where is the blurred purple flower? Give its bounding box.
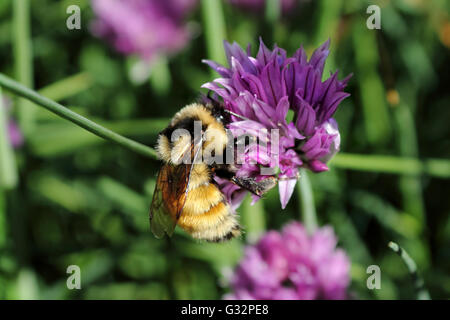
[91,0,198,61]
[7,121,23,148]
[224,222,350,300]
[202,38,351,209]
[1,96,23,148]
[228,0,298,13]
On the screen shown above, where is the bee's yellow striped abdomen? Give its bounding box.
[178,182,241,242]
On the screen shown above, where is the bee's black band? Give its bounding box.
[161,116,207,142]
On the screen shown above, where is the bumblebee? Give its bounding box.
[150,102,276,242]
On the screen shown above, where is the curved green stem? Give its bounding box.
[0,73,157,160]
[297,169,317,233]
[388,241,430,300]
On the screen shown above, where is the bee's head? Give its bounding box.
[205,102,231,125]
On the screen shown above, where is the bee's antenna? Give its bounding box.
[223,109,251,121]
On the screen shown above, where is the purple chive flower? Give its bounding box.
[202,39,351,209]
[224,222,350,300]
[91,0,198,61]
[228,0,298,13]
[1,96,23,148]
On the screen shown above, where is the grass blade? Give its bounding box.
[388,241,431,300]
[265,0,281,24]
[13,0,35,135]
[297,170,317,233]
[241,194,266,242]
[0,87,18,188]
[201,0,227,66]
[352,17,391,146]
[331,153,450,178]
[38,72,93,102]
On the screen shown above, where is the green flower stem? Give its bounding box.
[150,56,172,96]
[314,0,343,46]
[331,153,450,178]
[265,0,281,24]
[0,74,157,160]
[0,191,5,248]
[241,194,266,242]
[0,86,18,189]
[388,241,431,300]
[314,0,343,78]
[297,169,317,233]
[13,0,35,135]
[352,17,391,146]
[393,100,425,223]
[201,0,227,66]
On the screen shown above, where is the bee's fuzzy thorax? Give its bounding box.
[171,103,217,127]
[156,103,229,165]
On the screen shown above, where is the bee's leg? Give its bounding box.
[211,164,277,196]
[230,176,277,197]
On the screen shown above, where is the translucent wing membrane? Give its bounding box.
[149,134,204,238]
[149,164,190,238]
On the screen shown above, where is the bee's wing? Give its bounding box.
[149,164,189,238]
[149,135,203,238]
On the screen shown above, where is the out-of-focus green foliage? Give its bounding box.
[0,0,449,300]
